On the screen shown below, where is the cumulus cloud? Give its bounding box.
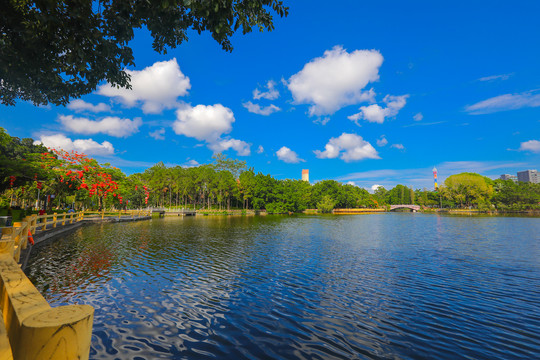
[276,146,304,163]
[413,112,423,121]
[34,134,114,156]
[208,138,251,156]
[173,104,250,156]
[518,140,540,153]
[97,58,191,114]
[287,46,382,116]
[391,143,405,150]
[173,104,234,142]
[465,91,540,114]
[253,80,279,100]
[242,101,281,115]
[67,99,111,113]
[376,136,388,147]
[348,94,408,124]
[257,145,264,154]
[149,128,166,141]
[314,133,380,162]
[59,115,142,138]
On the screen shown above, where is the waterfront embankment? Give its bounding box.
[0,210,151,359]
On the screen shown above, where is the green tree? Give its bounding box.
[317,195,336,213]
[443,173,493,208]
[492,180,540,210]
[212,153,246,179]
[1,0,289,106]
[0,127,49,192]
[373,186,388,206]
[387,184,411,205]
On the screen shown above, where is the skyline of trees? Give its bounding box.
[1,128,539,212]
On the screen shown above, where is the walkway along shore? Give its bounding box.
[0,210,151,359]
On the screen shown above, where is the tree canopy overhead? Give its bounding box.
[0,0,288,106]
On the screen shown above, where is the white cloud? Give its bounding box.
[59,115,142,138]
[347,181,357,186]
[371,184,383,192]
[413,112,423,121]
[403,121,445,128]
[97,58,191,114]
[478,73,512,82]
[253,80,279,100]
[518,140,540,153]
[376,136,388,147]
[173,104,234,142]
[34,134,114,156]
[67,99,111,113]
[149,128,166,141]
[242,101,281,115]
[208,138,251,156]
[391,143,405,150]
[465,91,540,114]
[349,94,408,124]
[257,145,264,154]
[314,133,380,162]
[276,146,304,163]
[287,46,382,116]
[183,159,200,168]
[313,117,331,125]
[173,104,250,156]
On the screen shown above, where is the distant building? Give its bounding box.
[517,170,539,183]
[302,169,309,182]
[500,174,517,182]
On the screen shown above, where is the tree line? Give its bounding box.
[1,128,539,213]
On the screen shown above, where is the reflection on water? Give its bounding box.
[26,214,540,359]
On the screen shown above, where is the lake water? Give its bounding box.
[26,214,540,359]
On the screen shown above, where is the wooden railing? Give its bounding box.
[0,209,151,359]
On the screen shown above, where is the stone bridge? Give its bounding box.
[390,204,421,212]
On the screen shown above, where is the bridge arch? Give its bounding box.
[389,204,421,212]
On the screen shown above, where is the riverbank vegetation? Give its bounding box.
[1,128,539,214]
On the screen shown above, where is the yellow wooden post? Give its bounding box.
[69,213,73,224]
[0,315,13,359]
[19,218,29,250]
[33,214,37,235]
[0,228,14,255]
[15,305,94,360]
[8,225,22,262]
[61,213,66,226]
[52,213,57,228]
[118,211,121,220]
[101,211,104,220]
[41,215,46,231]
[22,221,29,250]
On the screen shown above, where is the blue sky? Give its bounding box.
[1,0,540,191]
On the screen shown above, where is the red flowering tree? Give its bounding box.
[37,149,124,210]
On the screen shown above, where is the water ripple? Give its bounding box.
[25,214,540,359]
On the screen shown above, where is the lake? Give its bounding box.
[26,213,540,359]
